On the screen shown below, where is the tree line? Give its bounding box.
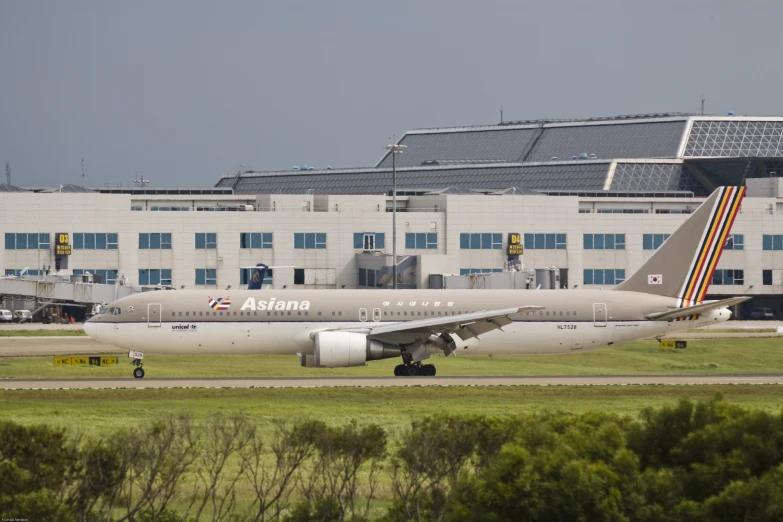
[2,395,783,521]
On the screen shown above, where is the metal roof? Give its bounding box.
[376,117,688,168]
[524,121,688,162]
[0,184,27,192]
[221,162,612,195]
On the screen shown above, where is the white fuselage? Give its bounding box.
[85,310,728,357]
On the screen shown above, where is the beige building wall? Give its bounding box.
[1,192,782,296]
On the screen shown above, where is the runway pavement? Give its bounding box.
[2,374,783,390]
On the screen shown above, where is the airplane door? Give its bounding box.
[359,308,368,322]
[372,308,381,322]
[593,303,607,327]
[148,303,161,327]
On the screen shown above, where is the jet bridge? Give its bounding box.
[0,275,140,321]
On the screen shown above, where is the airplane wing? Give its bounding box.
[644,296,751,321]
[336,306,543,344]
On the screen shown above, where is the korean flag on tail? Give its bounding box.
[648,274,663,285]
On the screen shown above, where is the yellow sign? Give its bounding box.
[53,356,118,366]
[508,233,523,255]
[55,232,71,256]
[660,340,676,350]
[660,340,687,350]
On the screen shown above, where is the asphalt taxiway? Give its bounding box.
[2,374,783,390]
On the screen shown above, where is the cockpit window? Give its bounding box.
[112,307,121,315]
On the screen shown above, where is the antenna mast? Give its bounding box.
[700,94,705,115]
[500,105,504,123]
[81,158,85,187]
[5,162,9,185]
[133,172,150,188]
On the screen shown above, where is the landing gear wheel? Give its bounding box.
[133,367,145,379]
[406,365,420,376]
[422,364,436,377]
[394,364,406,377]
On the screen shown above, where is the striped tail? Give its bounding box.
[677,186,745,305]
[615,186,746,303]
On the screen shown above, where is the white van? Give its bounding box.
[0,309,13,323]
[13,310,33,323]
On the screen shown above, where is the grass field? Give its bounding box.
[0,329,87,337]
[1,338,782,379]
[1,385,782,439]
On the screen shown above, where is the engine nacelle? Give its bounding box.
[312,332,402,368]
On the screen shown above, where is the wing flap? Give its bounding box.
[644,296,751,321]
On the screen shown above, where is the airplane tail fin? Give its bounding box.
[615,186,746,303]
[247,264,268,290]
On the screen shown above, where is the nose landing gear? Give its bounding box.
[129,350,145,379]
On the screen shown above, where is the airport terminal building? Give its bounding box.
[1,113,782,317]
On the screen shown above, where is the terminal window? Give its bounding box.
[195,268,217,286]
[725,234,744,250]
[4,269,43,276]
[642,234,670,250]
[460,233,502,250]
[240,232,273,249]
[405,233,437,250]
[524,233,566,250]
[73,269,118,284]
[763,269,783,286]
[354,232,385,250]
[195,233,217,249]
[762,235,783,251]
[74,233,118,250]
[138,269,172,286]
[139,233,172,250]
[711,269,744,285]
[4,233,51,250]
[240,268,273,286]
[459,268,504,275]
[584,234,625,250]
[294,233,327,249]
[583,269,626,285]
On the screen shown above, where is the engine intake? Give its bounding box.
[312,332,402,368]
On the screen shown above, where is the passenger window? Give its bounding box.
[219,312,223,316]
[267,311,271,316]
[332,311,335,316]
[573,311,577,316]
[566,311,570,316]
[546,311,549,316]
[179,312,183,316]
[288,311,291,316]
[404,312,407,316]
[317,311,321,316]
[254,312,258,316]
[185,312,189,316]
[338,312,342,316]
[171,312,175,317]
[213,312,217,316]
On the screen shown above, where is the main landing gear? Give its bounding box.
[129,351,145,379]
[394,363,436,377]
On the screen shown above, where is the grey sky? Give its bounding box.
[1,0,781,188]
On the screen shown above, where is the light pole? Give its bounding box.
[385,142,406,289]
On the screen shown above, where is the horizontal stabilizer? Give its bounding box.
[644,296,751,321]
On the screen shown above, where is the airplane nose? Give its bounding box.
[84,321,98,339]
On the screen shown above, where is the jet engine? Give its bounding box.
[310,332,402,368]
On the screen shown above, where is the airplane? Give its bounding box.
[85,186,751,379]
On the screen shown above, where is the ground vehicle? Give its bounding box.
[13,310,33,323]
[0,310,13,323]
[750,308,774,320]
